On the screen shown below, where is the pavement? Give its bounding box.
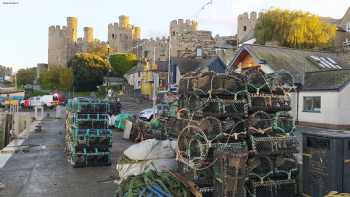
[0,96,152,197]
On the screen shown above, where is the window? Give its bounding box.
[138,72,140,77]
[347,23,350,32]
[196,47,203,57]
[112,34,115,39]
[243,26,247,31]
[303,96,321,113]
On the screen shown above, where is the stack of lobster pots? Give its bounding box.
[65,97,113,168]
[175,68,299,197]
[245,69,299,197]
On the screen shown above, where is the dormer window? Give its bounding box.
[347,23,350,32]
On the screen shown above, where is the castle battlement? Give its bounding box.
[238,11,257,21]
[170,18,198,33]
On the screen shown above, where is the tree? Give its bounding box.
[109,53,137,76]
[16,68,36,88]
[68,53,111,91]
[39,66,73,91]
[255,9,336,49]
[59,67,73,91]
[87,40,112,59]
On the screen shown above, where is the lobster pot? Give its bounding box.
[213,142,248,197]
[67,128,112,151]
[70,114,109,129]
[249,136,299,155]
[193,72,215,94]
[224,100,248,119]
[273,115,295,134]
[223,73,245,94]
[250,95,291,113]
[69,146,111,168]
[270,96,291,112]
[177,161,215,188]
[215,176,246,197]
[246,180,298,197]
[68,98,111,114]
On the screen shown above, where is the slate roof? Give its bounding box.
[303,69,350,91]
[172,56,225,74]
[124,64,144,75]
[229,44,350,83]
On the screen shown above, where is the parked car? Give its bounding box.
[139,104,170,121]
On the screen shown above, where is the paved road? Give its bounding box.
[0,97,151,197]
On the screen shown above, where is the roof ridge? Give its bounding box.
[243,44,335,54]
[306,68,350,74]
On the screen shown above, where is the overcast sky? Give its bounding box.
[0,0,349,71]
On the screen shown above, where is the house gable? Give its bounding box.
[339,7,350,31]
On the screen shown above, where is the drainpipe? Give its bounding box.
[295,83,302,124]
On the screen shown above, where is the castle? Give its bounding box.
[48,15,237,68]
[48,17,98,68]
[136,18,232,62]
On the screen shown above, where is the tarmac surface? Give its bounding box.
[0,96,151,197]
[0,95,344,197]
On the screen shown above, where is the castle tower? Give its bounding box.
[237,12,257,43]
[119,15,130,29]
[191,20,198,31]
[133,26,141,40]
[108,15,140,53]
[83,27,94,43]
[66,17,78,43]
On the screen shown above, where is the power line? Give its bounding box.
[193,0,214,21]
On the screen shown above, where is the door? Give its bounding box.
[303,136,330,197]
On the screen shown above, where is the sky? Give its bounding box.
[0,0,349,72]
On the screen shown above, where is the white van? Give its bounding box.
[40,95,59,108]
